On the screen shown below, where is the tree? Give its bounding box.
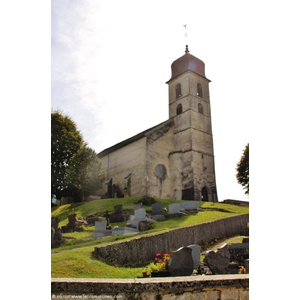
[236,143,249,195]
[65,144,105,201]
[51,110,83,197]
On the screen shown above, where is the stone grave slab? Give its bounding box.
[151,202,164,215]
[168,203,181,214]
[180,201,199,210]
[229,243,249,265]
[114,204,123,214]
[110,204,129,223]
[86,216,102,226]
[93,218,111,239]
[127,208,156,229]
[135,208,146,219]
[205,243,230,274]
[169,247,194,276]
[187,244,201,269]
[134,203,143,210]
[138,220,150,231]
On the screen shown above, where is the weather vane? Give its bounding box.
[183,24,188,38]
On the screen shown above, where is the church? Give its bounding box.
[97,46,218,202]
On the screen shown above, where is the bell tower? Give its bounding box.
[167,46,218,201]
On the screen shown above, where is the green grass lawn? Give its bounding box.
[51,197,183,227]
[51,245,142,278]
[51,197,249,278]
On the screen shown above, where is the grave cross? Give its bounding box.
[105,210,110,226]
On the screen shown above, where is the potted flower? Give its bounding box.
[150,253,171,277]
[142,267,150,277]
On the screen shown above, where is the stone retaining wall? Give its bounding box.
[93,214,249,266]
[51,274,249,299]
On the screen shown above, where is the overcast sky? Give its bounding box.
[51,0,300,202]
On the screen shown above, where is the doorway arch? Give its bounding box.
[201,186,209,201]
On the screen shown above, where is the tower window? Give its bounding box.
[176,83,182,98]
[176,103,183,115]
[197,83,203,97]
[198,103,203,114]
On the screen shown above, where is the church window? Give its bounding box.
[176,103,183,115]
[197,83,203,97]
[155,164,167,180]
[176,83,182,98]
[198,103,203,114]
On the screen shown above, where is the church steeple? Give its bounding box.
[167,46,208,84]
[166,47,218,202]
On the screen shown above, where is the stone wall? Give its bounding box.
[222,199,249,206]
[99,138,147,197]
[93,214,249,266]
[51,274,249,299]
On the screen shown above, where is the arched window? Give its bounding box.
[176,103,183,115]
[198,103,203,114]
[197,83,203,97]
[176,83,182,98]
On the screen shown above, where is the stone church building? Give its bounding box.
[98,46,218,202]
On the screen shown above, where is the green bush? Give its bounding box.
[137,196,156,206]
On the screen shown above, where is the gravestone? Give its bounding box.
[51,217,64,248]
[86,216,102,226]
[51,217,62,240]
[110,204,127,222]
[205,243,230,274]
[228,243,249,265]
[61,213,77,233]
[187,244,201,269]
[130,208,146,228]
[151,202,164,215]
[168,203,181,214]
[180,201,199,210]
[93,218,111,239]
[68,214,77,226]
[245,259,249,274]
[168,247,194,276]
[138,220,150,231]
[128,208,155,229]
[114,204,123,214]
[135,208,146,219]
[134,203,143,210]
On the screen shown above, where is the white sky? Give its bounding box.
[51,0,300,202]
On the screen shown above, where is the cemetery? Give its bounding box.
[51,198,249,300]
[51,197,249,298]
[49,201,251,287]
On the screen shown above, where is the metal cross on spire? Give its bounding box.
[183,24,188,38]
[183,24,189,53]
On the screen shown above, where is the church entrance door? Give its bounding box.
[182,188,194,200]
[201,186,209,201]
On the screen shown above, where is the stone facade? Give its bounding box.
[98,46,218,201]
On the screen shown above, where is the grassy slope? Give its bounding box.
[51,197,183,226]
[51,197,249,278]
